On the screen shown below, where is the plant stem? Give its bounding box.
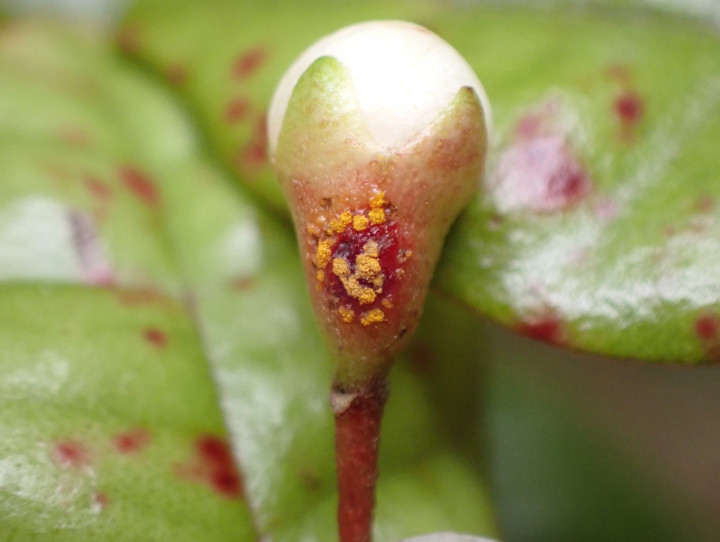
[331,377,389,542]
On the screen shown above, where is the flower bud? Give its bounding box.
[269,21,490,387]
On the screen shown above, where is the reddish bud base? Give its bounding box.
[334,382,388,542]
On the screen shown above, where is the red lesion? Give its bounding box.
[85,177,113,200]
[117,23,141,54]
[606,63,645,143]
[232,47,267,80]
[143,327,168,348]
[235,115,268,174]
[225,97,250,124]
[119,166,160,207]
[516,315,565,346]
[113,428,151,454]
[53,440,89,469]
[695,313,720,361]
[175,435,243,500]
[94,491,109,510]
[166,63,188,86]
[311,194,411,327]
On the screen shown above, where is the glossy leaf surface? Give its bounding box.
[124,0,720,363]
[0,17,495,541]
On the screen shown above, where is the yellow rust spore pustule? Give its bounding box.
[368,207,386,225]
[353,214,369,231]
[315,239,334,268]
[332,257,351,277]
[339,306,355,323]
[370,191,386,209]
[355,253,382,282]
[328,211,353,234]
[360,308,385,326]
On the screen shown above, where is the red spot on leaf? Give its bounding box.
[166,63,187,86]
[116,288,170,307]
[695,314,719,341]
[176,435,243,500]
[490,134,591,212]
[197,435,234,467]
[517,316,565,346]
[232,47,267,79]
[54,440,89,469]
[94,491,109,510]
[209,469,243,497]
[231,276,255,290]
[117,23,141,54]
[113,428,151,454]
[694,195,715,214]
[85,177,113,200]
[615,90,644,125]
[225,97,250,124]
[235,116,268,174]
[144,328,167,348]
[119,166,160,207]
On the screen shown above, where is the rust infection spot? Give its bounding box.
[176,435,243,500]
[85,177,113,200]
[225,97,250,124]
[231,275,255,290]
[490,134,591,212]
[614,90,644,125]
[113,428,151,454]
[695,313,719,341]
[232,47,267,80]
[116,287,169,307]
[166,63,188,86]
[517,316,565,346]
[119,166,160,207]
[53,440,89,469]
[694,195,715,214]
[311,192,409,327]
[144,327,168,348]
[117,23,141,54]
[236,116,268,171]
[94,491,109,510]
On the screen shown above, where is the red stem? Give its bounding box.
[332,379,388,542]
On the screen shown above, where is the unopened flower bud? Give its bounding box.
[269,20,490,387]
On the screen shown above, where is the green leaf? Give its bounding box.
[0,17,496,541]
[433,6,720,363]
[123,0,720,363]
